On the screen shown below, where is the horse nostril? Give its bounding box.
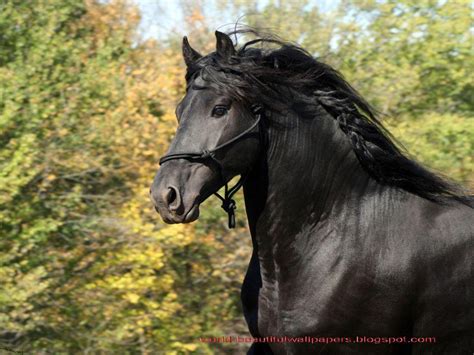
[165,186,182,213]
[167,187,177,206]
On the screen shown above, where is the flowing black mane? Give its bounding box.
[186,30,470,205]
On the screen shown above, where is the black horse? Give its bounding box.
[150,30,473,354]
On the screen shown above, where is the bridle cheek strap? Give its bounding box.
[158,104,263,228]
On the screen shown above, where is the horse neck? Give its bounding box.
[243,105,376,242]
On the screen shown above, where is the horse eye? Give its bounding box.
[212,106,228,117]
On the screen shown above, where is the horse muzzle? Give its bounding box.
[150,160,215,224]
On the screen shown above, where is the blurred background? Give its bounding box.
[0,0,472,353]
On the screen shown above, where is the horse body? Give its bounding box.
[244,187,474,354]
[241,108,474,354]
[151,30,474,354]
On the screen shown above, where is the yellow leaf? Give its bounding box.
[124,293,140,304]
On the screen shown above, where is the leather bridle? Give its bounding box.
[159,104,264,228]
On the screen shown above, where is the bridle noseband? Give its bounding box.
[159,104,264,228]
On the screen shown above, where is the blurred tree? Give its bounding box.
[335,0,473,116]
[0,0,246,353]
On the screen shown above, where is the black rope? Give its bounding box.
[159,104,264,228]
[213,174,247,228]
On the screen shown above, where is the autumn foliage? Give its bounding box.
[0,0,471,353]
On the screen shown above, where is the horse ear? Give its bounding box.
[182,36,202,67]
[215,31,235,58]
